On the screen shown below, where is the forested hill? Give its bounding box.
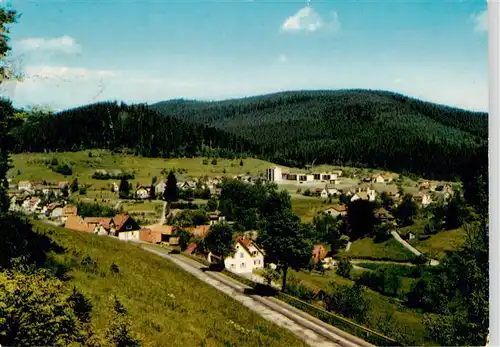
[151,89,488,180]
[11,102,261,158]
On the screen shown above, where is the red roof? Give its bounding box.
[112,214,130,231]
[185,243,198,255]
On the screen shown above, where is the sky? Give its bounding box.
[1,0,490,112]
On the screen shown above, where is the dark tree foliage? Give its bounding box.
[75,202,117,218]
[395,194,419,226]
[118,177,130,199]
[0,213,61,269]
[164,171,178,202]
[11,102,261,159]
[346,199,377,240]
[407,222,488,346]
[152,90,487,180]
[203,223,234,260]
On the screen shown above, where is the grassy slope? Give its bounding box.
[8,150,273,189]
[410,228,467,259]
[339,237,417,262]
[36,221,308,347]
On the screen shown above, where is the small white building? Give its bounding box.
[367,187,377,202]
[135,186,150,199]
[209,237,265,274]
[18,180,32,192]
[111,182,119,193]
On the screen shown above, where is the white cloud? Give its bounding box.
[471,9,487,32]
[277,54,287,63]
[13,36,81,55]
[281,6,323,33]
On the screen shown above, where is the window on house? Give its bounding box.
[126,225,132,230]
[240,252,244,258]
[230,264,235,269]
[241,263,245,268]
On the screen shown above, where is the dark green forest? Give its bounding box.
[152,90,488,180]
[11,102,261,158]
[10,89,488,182]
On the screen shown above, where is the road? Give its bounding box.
[390,231,440,266]
[142,246,374,347]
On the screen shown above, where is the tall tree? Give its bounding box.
[0,7,18,213]
[346,199,376,240]
[395,194,418,226]
[203,223,234,262]
[70,178,79,194]
[163,170,178,202]
[258,190,313,291]
[149,176,157,200]
[118,176,130,199]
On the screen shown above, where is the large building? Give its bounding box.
[266,166,282,182]
[266,166,341,184]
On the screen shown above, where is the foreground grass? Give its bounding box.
[35,221,308,347]
[339,237,417,262]
[410,228,466,259]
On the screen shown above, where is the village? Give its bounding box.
[6,165,456,277]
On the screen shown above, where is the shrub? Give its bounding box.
[337,258,353,279]
[324,283,370,323]
[0,270,95,346]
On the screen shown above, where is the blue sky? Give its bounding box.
[2,0,489,111]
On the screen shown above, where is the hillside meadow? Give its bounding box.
[35,221,308,347]
[8,150,273,189]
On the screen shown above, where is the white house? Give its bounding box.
[118,230,141,242]
[155,180,166,194]
[18,180,32,192]
[111,182,119,193]
[135,186,150,199]
[209,237,265,274]
[367,187,377,202]
[50,207,64,219]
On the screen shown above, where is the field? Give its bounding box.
[338,237,417,262]
[8,150,274,189]
[35,221,308,347]
[410,228,467,259]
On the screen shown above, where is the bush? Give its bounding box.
[357,268,402,297]
[337,258,353,279]
[53,164,73,176]
[285,277,316,301]
[0,270,94,346]
[324,283,370,323]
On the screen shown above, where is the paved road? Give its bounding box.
[142,246,373,347]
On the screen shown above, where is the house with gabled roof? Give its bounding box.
[323,204,347,217]
[208,236,265,274]
[135,185,150,200]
